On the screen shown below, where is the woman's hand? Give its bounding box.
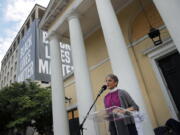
[112,107,137,115]
[126,107,136,112]
[112,108,126,114]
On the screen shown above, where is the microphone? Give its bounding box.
[79,84,107,134]
[98,85,107,96]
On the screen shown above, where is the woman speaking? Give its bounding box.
[104,74,139,135]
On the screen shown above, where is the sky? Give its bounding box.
[0,0,50,68]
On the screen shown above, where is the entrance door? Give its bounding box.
[157,52,180,118]
[68,108,80,135]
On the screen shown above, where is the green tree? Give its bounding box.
[0,81,53,135]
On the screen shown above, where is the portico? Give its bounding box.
[40,0,180,135]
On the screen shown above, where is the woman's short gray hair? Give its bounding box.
[106,74,119,84]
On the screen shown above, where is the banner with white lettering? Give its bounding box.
[35,27,51,82]
[59,42,74,77]
[17,19,73,83]
[17,21,36,82]
[35,20,73,82]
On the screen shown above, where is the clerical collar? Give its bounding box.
[109,87,118,93]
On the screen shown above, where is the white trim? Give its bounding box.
[64,79,75,88]
[89,57,110,71]
[143,38,173,56]
[64,57,110,87]
[145,39,179,120]
[66,104,77,111]
[127,25,166,48]
[47,0,83,37]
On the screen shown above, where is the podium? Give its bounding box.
[88,106,143,135]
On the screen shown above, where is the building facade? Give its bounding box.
[0,4,73,88]
[39,0,180,135]
[0,5,46,88]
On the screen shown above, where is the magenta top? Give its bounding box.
[104,90,121,108]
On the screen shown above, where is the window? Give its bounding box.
[14,62,17,71]
[14,75,16,82]
[7,72,9,81]
[10,67,13,77]
[41,81,49,84]
[27,20,30,30]
[16,49,18,57]
[13,43,16,51]
[21,29,24,38]
[11,55,14,63]
[5,66,7,73]
[17,36,20,44]
[8,61,10,68]
[68,108,80,135]
[4,76,6,83]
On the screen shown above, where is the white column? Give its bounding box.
[152,0,180,52]
[49,33,70,135]
[95,0,154,134]
[35,8,39,19]
[68,15,97,135]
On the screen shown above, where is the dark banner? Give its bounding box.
[35,22,51,82]
[17,19,73,83]
[35,20,73,82]
[17,20,36,82]
[59,42,74,77]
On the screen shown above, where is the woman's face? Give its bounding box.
[105,77,117,90]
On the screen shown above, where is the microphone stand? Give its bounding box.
[79,91,103,135]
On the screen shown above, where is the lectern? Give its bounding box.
[88,106,143,135]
